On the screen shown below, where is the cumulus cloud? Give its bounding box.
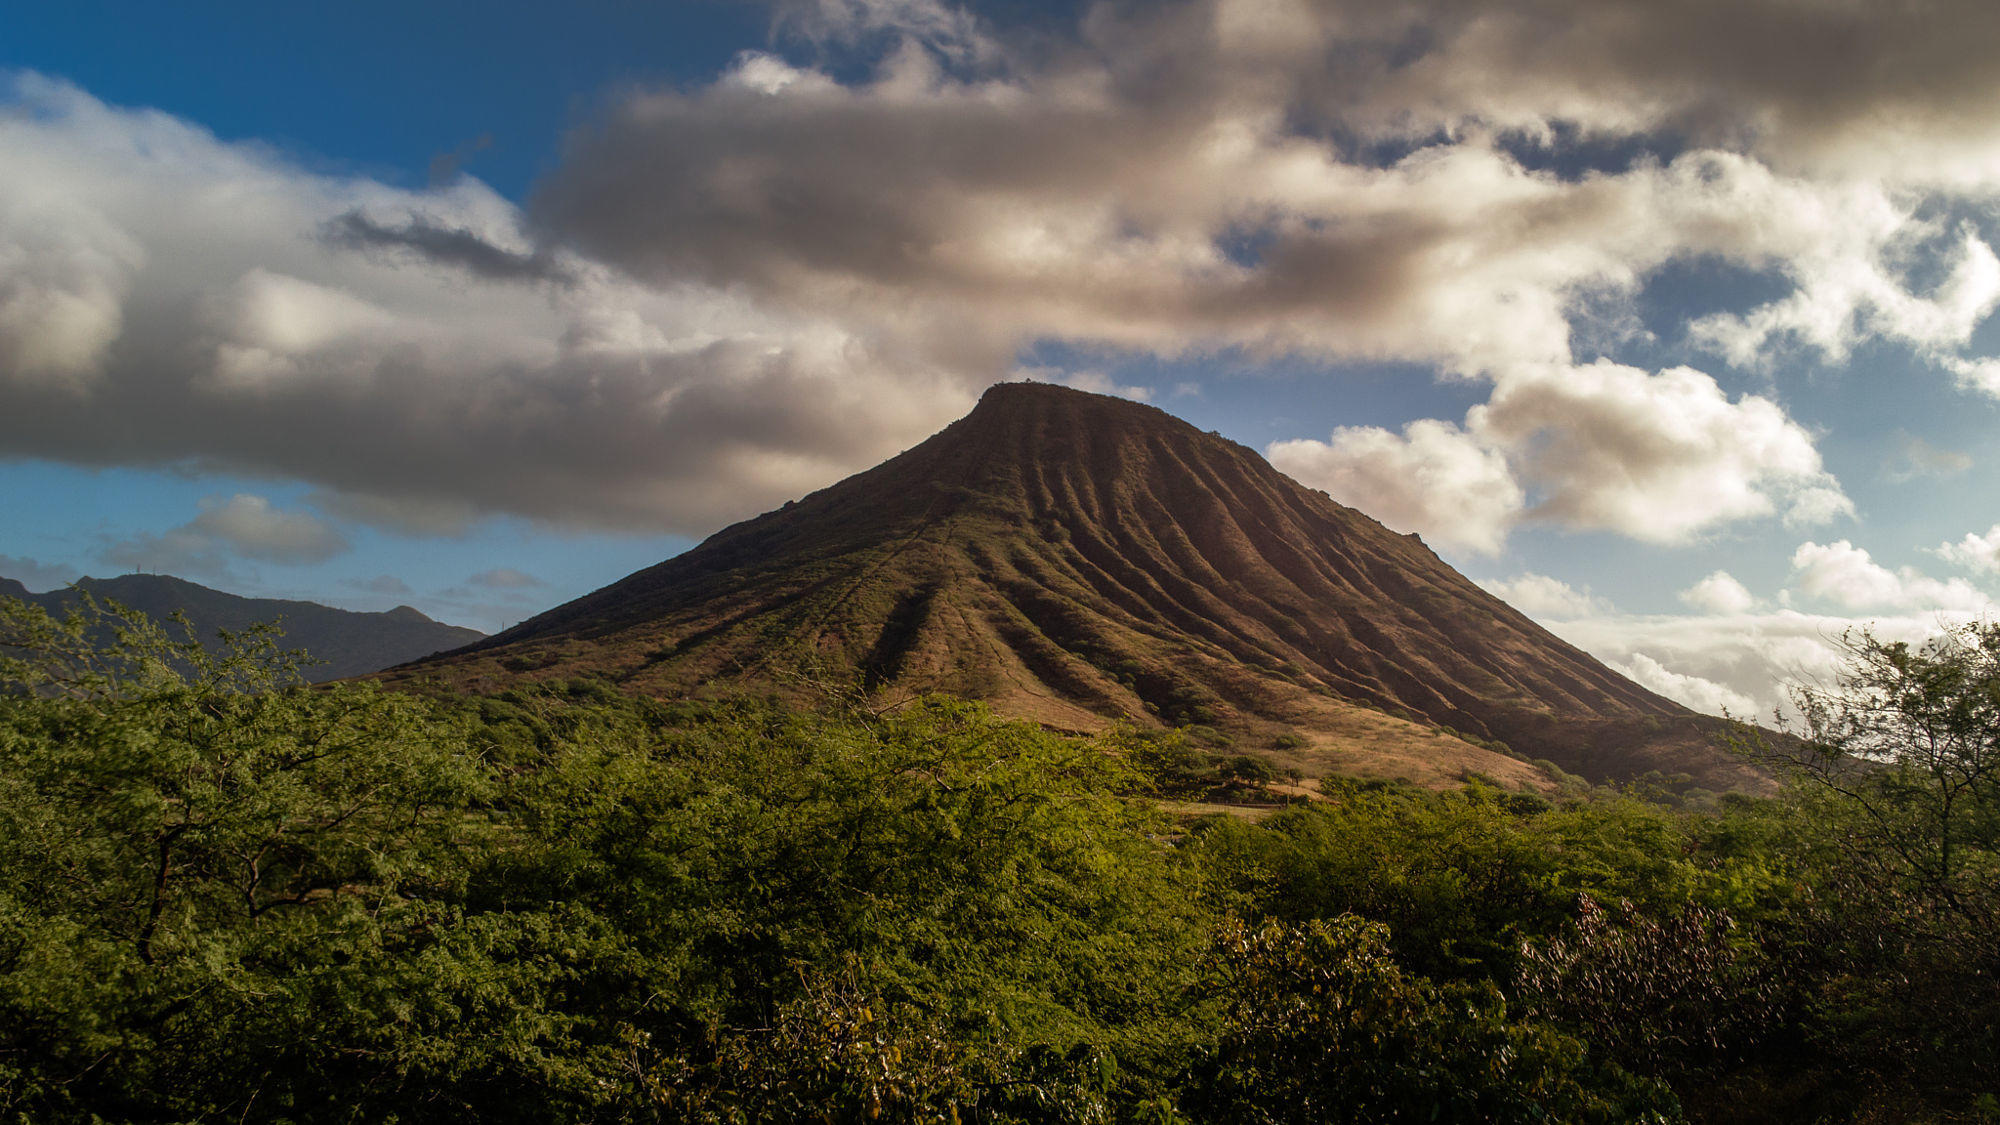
[185,494,349,564]
[1932,524,2000,575]
[1271,419,1521,555]
[538,64,1939,380]
[1273,360,1846,552]
[7,0,2000,545]
[1015,368,1151,401]
[1945,355,2000,400]
[1475,573,1607,619]
[1614,653,1758,720]
[1483,361,1849,540]
[1282,0,2000,183]
[1680,571,1756,615]
[98,494,349,576]
[1536,535,2000,720]
[536,2,2000,382]
[0,194,143,389]
[1552,603,1996,722]
[1789,539,1991,614]
[1688,214,2000,371]
[0,74,977,536]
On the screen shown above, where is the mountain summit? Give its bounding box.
[399,383,1753,789]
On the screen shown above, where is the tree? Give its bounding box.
[1183,915,1671,1124]
[1755,622,2000,1112]
[0,592,497,1118]
[1778,622,1999,933]
[1516,895,1788,1081]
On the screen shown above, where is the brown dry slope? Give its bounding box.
[393,382,1759,790]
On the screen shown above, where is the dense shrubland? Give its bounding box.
[1,596,1995,1122]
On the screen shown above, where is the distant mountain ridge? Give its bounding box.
[392,383,1760,791]
[2,573,484,682]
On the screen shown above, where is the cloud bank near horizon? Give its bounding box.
[1483,551,2000,721]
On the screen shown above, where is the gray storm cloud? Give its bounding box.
[0,74,975,536]
[1301,0,2000,181]
[321,210,575,286]
[4,0,2000,543]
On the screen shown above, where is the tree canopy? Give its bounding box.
[1,593,1996,1122]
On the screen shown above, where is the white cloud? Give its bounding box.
[1018,368,1151,401]
[1688,214,2000,373]
[1933,524,2000,575]
[1944,355,2000,400]
[1475,573,1608,618]
[1782,486,1858,530]
[1553,605,1986,722]
[1534,535,2000,720]
[1789,539,1991,614]
[0,194,142,389]
[541,76,1948,381]
[1680,571,1756,615]
[533,3,2000,395]
[1483,361,1849,541]
[1614,653,1758,719]
[1270,419,1522,555]
[6,0,2000,549]
[1273,359,1847,552]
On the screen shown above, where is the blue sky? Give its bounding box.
[0,1,766,199]
[5,0,2000,713]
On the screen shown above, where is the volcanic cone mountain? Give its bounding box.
[399,383,1756,790]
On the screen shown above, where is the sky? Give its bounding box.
[4,0,2000,718]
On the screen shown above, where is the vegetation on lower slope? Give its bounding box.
[2,594,1995,1122]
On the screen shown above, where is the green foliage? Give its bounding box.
[494,692,1212,1115]
[642,968,1120,1124]
[1780,623,2000,926]
[0,594,1215,1120]
[1193,778,1785,983]
[0,592,496,1119]
[1740,623,2000,1115]
[1110,727,1296,805]
[4,592,1999,1122]
[1184,915,1671,1125]
[1518,895,1791,1079]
